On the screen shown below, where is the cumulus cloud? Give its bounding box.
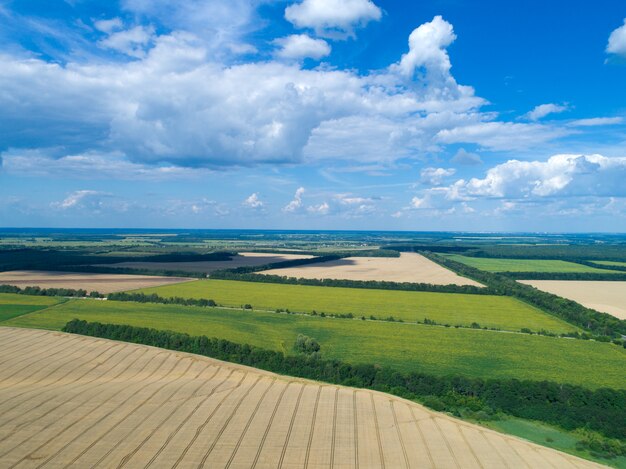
[94,18,123,34]
[420,167,455,185]
[243,192,264,208]
[451,148,482,166]
[285,0,382,38]
[98,25,155,58]
[307,201,330,214]
[283,187,305,212]
[607,19,626,57]
[0,12,567,172]
[273,34,331,60]
[524,103,569,121]
[464,154,626,198]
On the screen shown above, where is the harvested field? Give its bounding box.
[262,252,482,286]
[520,280,626,320]
[0,270,193,294]
[98,252,314,274]
[0,327,605,469]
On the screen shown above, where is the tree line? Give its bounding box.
[63,319,626,444]
[423,253,626,337]
[209,270,490,295]
[0,284,103,298]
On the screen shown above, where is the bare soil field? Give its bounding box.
[0,327,603,468]
[262,252,483,286]
[520,280,626,320]
[97,252,314,274]
[0,270,193,294]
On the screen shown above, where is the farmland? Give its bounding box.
[0,293,63,322]
[97,252,314,274]
[441,254,620,273]
[593,261,626,268]
[0,328,603,469]
[135,279,576,333]
[520,280,626,320]
[4,297,625,389]
[0,270,193,294]
[262,252,482,286]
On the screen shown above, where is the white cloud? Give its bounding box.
[436,121,569,151]
[243,192,264,208]
[98,25,155,58]
[607,19,626,57]
[283,187,305,212]
[420,167,455,185]
[307,201,330,214]
[524,103,569,121]
[51,190,124,213]
[410,196,429,209]
[273,34,331,60]
[94,18,123,34]
[568,117,623,127]
[285,0,382,38]
[391,16,457,90]
[0,14,570,171]
[451,148,482,166]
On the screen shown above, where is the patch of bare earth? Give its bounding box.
[262,252,483,287]
[0,327,604,468]
[95,252,314,274]
[0,270,194,294]
[520,280,626,320]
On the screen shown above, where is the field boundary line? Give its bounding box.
[197,375,264,468]
[303,385,322,469]
[0,347,150,440]
[58,358,196,468]
[370,393,386,469]
[224,378,277,469]
[274,382,305,469]
[142,368,236,469]
[97,363,218,468]
[409,407,435,468]
[0,341,119,410]
[171,371,248,469]
[1,350,176,465]
[391,400,410,469]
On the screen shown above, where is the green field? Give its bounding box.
[0,293,63,322]
[133,279,577,333]
[593,260,626,268]
[4,296,625,390]
[442,254,621,273]
[483,418,626,469]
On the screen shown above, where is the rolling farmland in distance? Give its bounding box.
[3,296,624,390]
[134,279,576,333]
[440,255,622,274]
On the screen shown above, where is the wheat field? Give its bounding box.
[0,327,605,468]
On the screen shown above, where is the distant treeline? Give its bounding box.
[47,265,205,278]
[108,291,216,307]
[505,272,626,281]
[211,255,342,275]
[424,253,626,337]
[246,248,400,258]
[385,243,626,262]
[0,284,103,298]
[210,270,489,295]
[63,319,626,442]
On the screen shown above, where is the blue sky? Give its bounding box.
[0,0,625,231]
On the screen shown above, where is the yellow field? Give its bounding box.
[262,252,483,286]
[0,327,605,468]
[520,280,626,320]
[98,252,313,274]
[0,270,193,294]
